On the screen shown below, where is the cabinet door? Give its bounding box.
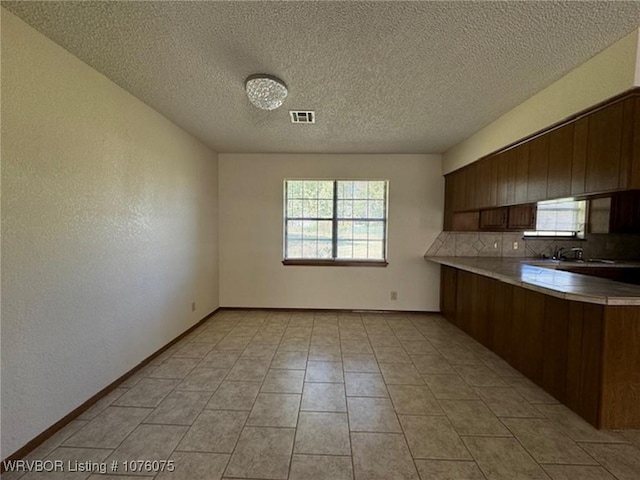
[631,97,640,188]
[464,163,478,211]
[543,296,570,402]
[547,123,574,199]
[619,97,636,189]
[585,102,624,194]
[514,143,530,204]
[508,204,536,230]
[609,190,640,234]
[440,266,458,322]
[475,276,494,349]
[451,170,466,213]
[452,212,480,231]
[444,175,454,231]
[479,208,507,230]
[512,288,545,384]
[455,270,475,331]
[571,117,588,195]
[527,135,549,202]
[491,281,513,362]
[566,302,604,427]
[498,148,518,206]
[475,159,488,209]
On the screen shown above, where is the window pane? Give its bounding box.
[303,240,318,258]
[353,181,368,199]
[368,200,384,219]
[339,181,354,199]
[288,239,302,258]
[303,181,318,198]
[288,199,303,218]
[303,199,318,218]
[352,240,368,259]
[338,221,353,239]
[286,220,303,258]
[318,181,333,199]
[369,181,385,199]
[353,200,368,219]
[318,240,332,259]
[367,241,383,259]
[303,220,318,237]
[287,219,302,236]
[368,221,384,240]
[318,199,333,218]
[318,220,332,240]
[353,221,368,240]
[337,200,353,218]
[337,239,353,258]
[288,181,303,199]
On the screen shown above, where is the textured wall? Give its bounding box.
[218,154,442,311]
[1,10,219,458]
[443,28,640,174]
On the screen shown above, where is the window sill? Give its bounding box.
[282,259,388,267]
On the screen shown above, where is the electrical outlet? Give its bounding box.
[191,302,196,312]
[390,291,398,301]
[513,241,519,250]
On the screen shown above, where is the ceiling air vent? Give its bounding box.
[289,110,315,124]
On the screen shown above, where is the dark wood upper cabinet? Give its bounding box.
[527,135,549,202]
[571,117,589,195]
[514,143,530,204]
[464,162,478,211]
[620,96,638,189]
[496,151,511,206]
[609,190,640,234]
[475,157,498,208]
[452,211,480,231]
[547,123,574,199]
[508,204,536,230]
[443,90,639,231]
[631,97,640,188]
[479,208,507,230]
[451,169,466,213]
[443,175,454,231]
[585,101,624,194]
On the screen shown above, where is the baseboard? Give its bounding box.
[220,306,437,314]
[1,307,220,470]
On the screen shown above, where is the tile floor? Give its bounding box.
[4,310,640,480]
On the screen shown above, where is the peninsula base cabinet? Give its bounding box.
[440,266,640,429]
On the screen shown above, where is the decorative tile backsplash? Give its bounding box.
[425,231,640,260]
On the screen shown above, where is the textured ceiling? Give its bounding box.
[3,1,640,154]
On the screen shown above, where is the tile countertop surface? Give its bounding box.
[425,256,640,306]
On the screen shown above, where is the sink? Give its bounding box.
[523,260,559,269]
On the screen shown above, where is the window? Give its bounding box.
[283,180,388,265]
[524,198,586,237]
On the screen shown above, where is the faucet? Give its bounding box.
[552,247,565,260]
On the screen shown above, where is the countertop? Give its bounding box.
[425,256,640,306]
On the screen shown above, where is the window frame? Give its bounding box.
[282,179,389,267]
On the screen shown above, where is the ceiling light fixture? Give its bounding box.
[245,74,288,111]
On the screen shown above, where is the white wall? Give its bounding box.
[219,154,442,312]
[1,10,219,458]
[443,28,640,174]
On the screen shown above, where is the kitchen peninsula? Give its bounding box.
[426,255,640,429]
